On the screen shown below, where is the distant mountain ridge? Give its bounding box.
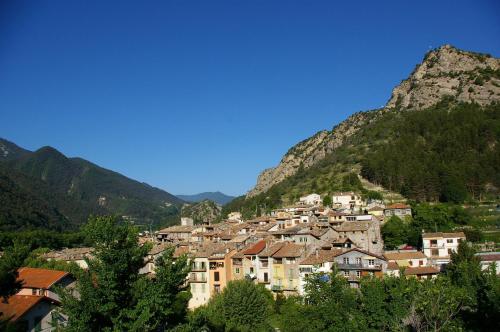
[177,191,235,205]
[0,138,182,231]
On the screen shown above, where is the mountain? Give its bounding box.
[0,138,30,161]
[177,191,235,205]
[247,45,500,198]
[228,45,500,218]
[0,139,183,231]
[181,200,222,224]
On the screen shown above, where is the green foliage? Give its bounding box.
[381,216,410,249]
[58,216,190,331]
[361,102,500,203]
[322,195,332,207]
[0,242,30,300]
[0,230,87,251]
[179,280,274,332]
[0,144,183,232]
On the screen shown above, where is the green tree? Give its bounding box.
[0,241,29,300]
[59,216,190,331]
[381,216,410,249]
[322,195,332,207]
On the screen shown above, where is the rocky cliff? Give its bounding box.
[247,45,500,197]
[181,200,222,224]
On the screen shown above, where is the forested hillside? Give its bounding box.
[0,139,183,231]
[361,102,500,202]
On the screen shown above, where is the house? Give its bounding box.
[227,212,242,222]
[333,248,387,288]
[156,225,197,242]
[299,193,321,206]
[181,217,194,226]
[403,266,440,280]
[188,249,211,309]
[298,249,342,294]
[269,243,306,295]
[42,247,93,269]
[16,268,75,302]
[334,218,384,255]
[331,192,363,211]
[384,251,428,268]
[240,240,271,286]
[422,232,466,267]
[384,203,412,218]
[367,206,384,217]
[475,252,500,271]
[0,295,65,331]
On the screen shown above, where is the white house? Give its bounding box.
[475,252,500,271]
[332,192,363,211]
[422,232,466,267]
[299,193,321,206]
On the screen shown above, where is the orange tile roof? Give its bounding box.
[0,295,49,322]
[387,261,400,270]
[17,267,69,289]
[271,243,304,258]
[242,240,267,255]
[384,251,427,261]
[300,249,343,265]
[404,266,440,276]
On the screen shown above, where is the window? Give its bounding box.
[343,257,350,264]
[214,285,221,294]
[448,249,452,255]
[431,249,439,256]
[32,288,37,295]
[250,267,254,274]
[356,271,361,278]
[419,260,424,266]
[355,257,362,265]
[430,240,438,247]
[214,272,220,282]
[409,260,413,266]
[264,272,268,282]
[447,239,453,244]
[235,268,240,274]
[343,270,349,277]
[368,259,375,266]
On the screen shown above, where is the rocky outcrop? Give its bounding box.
[247,45,500,197]
[181,200,222,224]
[247,111,378,197]
[386,45,500,109]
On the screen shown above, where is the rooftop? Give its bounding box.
[17,267,69,289]
[0,295,53,322]
[422,232,466,239]
[384,251,427,261]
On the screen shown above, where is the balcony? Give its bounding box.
[337,263,382,270]
[260,261,269,268]
[189,274,207,283]
[191,265,207,272]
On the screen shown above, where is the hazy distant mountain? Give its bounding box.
[176,191,235,205]
[0,138,182,231]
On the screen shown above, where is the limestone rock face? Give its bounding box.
[247,45,500,197]
[386,45,500,109]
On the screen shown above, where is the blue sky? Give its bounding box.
[1,1,499,196]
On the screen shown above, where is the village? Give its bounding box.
[4,191,500,331]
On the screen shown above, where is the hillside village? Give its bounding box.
[4,191,499,330]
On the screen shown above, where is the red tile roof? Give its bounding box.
[242,240,267,255]
[271,243,304,258]
[422,232,466,239]
[387,261,400,270]
[17,267,68,289]
[0,295,51,322]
